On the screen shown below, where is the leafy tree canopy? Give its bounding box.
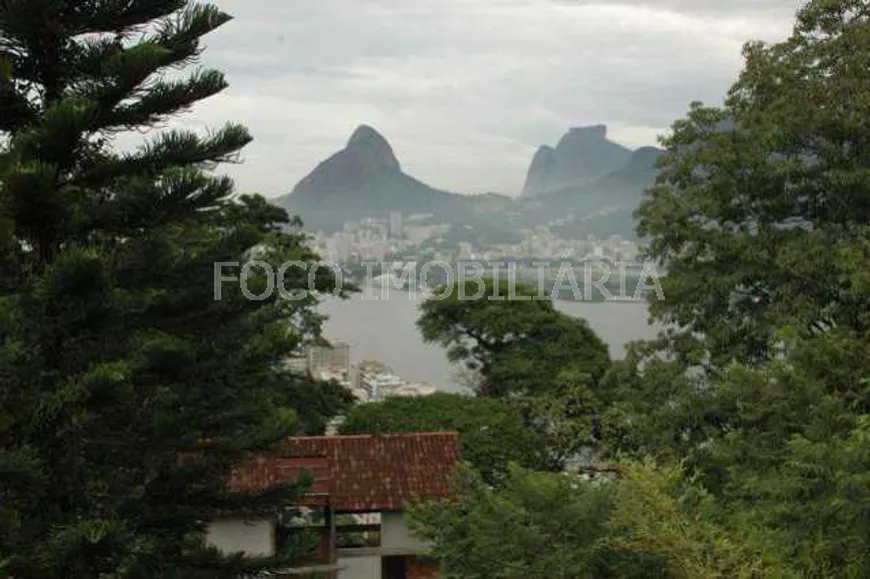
[411,461,781,579]
[636,0,870,367]
[417,278,611,398]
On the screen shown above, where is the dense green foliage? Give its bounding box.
[410,1,870,577]
[417,277,615,468]
[416,278,614,469]
[338,393,549,484]
[637,1,870,366]
[0,2,348,577]
[623,3,870,570]
[411,462,782,579]
[417,278,611,398]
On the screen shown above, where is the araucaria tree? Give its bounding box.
[0,2,342,577]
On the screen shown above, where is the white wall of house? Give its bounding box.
[338,556,381,579]
[381,512,430,552]
[206,518,275,557]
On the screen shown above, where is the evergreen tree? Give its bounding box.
[0,2,345,577]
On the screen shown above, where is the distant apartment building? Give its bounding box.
[309,342,351,373]
[288,342,352,375]
[326,238,352,263]
[389,212,403,238]
[355,363,436,401]
[456,242,473,260]
[404,224,450,245]
[388,383,437,398]
[406,213,434,222]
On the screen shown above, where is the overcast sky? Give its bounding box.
[173,0,805,197]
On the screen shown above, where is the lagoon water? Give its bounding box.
[319,290,661,392]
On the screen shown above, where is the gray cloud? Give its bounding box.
[158,0,806,196]
[551,0,801,17]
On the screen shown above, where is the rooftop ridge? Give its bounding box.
[284,432,459,442]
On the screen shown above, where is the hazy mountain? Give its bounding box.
[521,125,634,198]
[278,123,661,243]
[468,192,514,214]
[277,125,521,242]
[278,125,473,233]
[521,146,665,239]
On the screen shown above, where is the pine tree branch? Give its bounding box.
[150,4,232,53]
[97,68,228,131]
[63,0,186,36]
[73,124,252,186]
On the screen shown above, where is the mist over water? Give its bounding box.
[319,292,661,392]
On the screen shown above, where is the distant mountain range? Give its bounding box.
[277,124,663,242]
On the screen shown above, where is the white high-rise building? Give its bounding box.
[389,212,404,238]
[307,342,351,373]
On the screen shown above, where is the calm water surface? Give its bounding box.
[319,292,661,392]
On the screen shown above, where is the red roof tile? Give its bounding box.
[228,456,330,501]
[228,432,461,512]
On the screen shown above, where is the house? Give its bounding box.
[206,432,461,579]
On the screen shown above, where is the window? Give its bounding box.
[382,555,407,579]
[336,512,381,548]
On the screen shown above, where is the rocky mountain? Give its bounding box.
[521,125,634,198]
[279,125,468,233]
[521,145,665,239]
[278,126,520,242]
[278,123,662,243]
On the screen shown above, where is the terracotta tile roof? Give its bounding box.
[228,456,331,501]
[228,432,461,512]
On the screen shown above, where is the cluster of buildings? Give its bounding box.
[309,213,451,263]
[286,341,436,404]
[455,228,639,264]
[307,212,641,266]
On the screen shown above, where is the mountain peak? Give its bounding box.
[346,124,400,171]
[569,124,607,137]
[348,124,386,146]
[522,124,632,197]
[557,125,609,148]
